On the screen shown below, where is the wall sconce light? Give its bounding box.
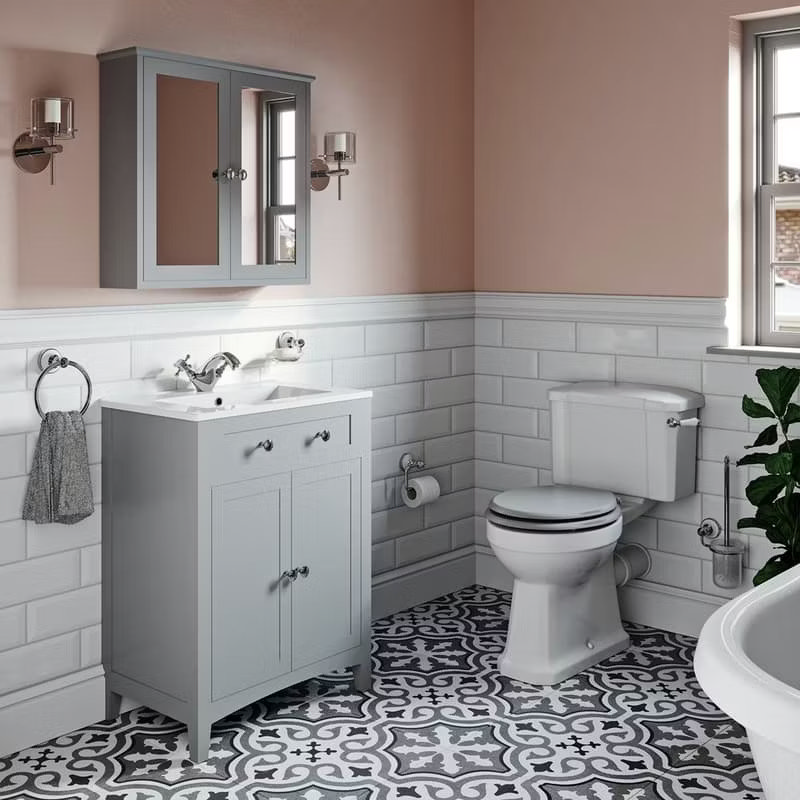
[310,131,356,200]
[13,97,77,186]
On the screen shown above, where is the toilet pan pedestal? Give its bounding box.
[499,558,629,685]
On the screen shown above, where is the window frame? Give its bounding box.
[258,94,296,265]
[744,15,800,347]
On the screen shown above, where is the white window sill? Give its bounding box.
[707,345,800,360]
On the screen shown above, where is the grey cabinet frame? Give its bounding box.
[102,399,371,761]
[98,47,313,289]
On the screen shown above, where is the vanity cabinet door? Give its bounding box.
[290,459,362,670]
[142,57,231,285]
[211,473,291,701]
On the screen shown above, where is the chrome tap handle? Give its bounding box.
[174,354,191,376]
[281,568,299,582]
[297,565,310,578]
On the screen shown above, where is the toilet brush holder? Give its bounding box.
[696,455,744,589]
[709,541,744,590]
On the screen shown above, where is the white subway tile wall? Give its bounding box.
[473,311,781,613]
[0,314,476,706]
[0,294,782,738]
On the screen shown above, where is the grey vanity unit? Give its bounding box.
[101,393,371,761]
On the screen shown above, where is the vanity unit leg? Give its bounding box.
[353,655,372,691]
[188,711,212,763]
[105,690,122,720]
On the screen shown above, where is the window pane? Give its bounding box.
[776,48,800,114]
[775,198,800,261]
[278,109,295,157]
[775,117,800,182]
[774,265,800,332]
[275,214,296,262]
[278,159,295,205]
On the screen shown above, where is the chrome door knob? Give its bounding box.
[312,429,331,443]
[257,439,274,452]
[212,167,236,182]
[236,168,248,181]
[297,565,310,578]
[281,568,298,582]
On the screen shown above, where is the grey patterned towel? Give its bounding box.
[23,411,94,525]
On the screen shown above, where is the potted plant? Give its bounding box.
[738,365,800,585]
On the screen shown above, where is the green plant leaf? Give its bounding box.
[742,395,775,419]
[736,452,770,466]
[765,526,790,545]
[753,554,790,586]
[756,366,800,417]
[765,452,794,475]
[745,424,778,449]
[755,503,783,526]
[746,474,786,506]
[737,516,771,530]
[784,402,800,427]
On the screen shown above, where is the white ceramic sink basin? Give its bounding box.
[156,383,329,413]
[102,381,370,421]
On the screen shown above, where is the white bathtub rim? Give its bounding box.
[695,564,800,753]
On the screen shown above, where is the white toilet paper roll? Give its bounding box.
[401,475,441,508]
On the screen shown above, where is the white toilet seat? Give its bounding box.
[487,486,621,533]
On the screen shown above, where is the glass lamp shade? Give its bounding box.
[324,131,356,163]
[30,97,76,139]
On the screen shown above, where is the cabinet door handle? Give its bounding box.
[236,168,248,181]
[281,568,298,582]
[297,565,310,578]
[257,439,274,452]
[212,167,236,182]
[312,429,331,443]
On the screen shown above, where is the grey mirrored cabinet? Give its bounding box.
[98,48,312,288]
[102,399,371,761]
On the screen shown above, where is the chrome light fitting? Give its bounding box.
[13,97,77,186]
[310,131,356,200]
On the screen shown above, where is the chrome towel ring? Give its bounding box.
[34,348,92,420]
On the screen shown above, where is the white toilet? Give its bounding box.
[487,381,704,685]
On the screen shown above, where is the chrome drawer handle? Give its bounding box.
[281,568,298,582]
[257,439,274,452]
[297,565,310,578]
[312,429,331,443]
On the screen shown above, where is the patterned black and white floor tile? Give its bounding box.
[0,586,763,800]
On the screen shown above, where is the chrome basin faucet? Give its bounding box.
[174,352,241,392]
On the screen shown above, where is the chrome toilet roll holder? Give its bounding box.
[400,453,425,491]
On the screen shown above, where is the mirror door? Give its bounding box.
[229,72,309,284]
[142,59,230,284]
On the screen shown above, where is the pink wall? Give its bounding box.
[474,0,800,298]
[6,1,799,306]
[0,0,474,308]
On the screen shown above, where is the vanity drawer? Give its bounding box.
[213,414,352,480]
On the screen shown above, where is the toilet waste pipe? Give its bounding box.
[613,543,651,587]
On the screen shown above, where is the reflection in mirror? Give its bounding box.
[156,75,219,265]
[241,87,297,265]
